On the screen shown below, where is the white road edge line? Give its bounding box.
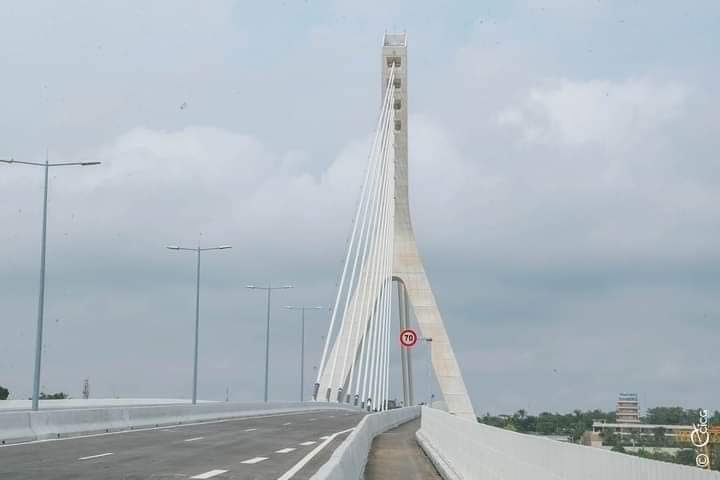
[0,410,332,449]
[276,427,355,480]
[190,469,228,479]
[78,452,113,461]
[184,436,205,442]
[241,456,268,464]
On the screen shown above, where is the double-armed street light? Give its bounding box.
[1,156,101,411]
[285,305,324,401]
[167,244,232,404]
[246,284,294,402]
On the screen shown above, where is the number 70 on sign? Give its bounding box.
[400,329,418,347]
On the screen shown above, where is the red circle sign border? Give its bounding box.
[400,328,418,347]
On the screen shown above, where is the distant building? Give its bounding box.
[584,421,693,447]
[583,392,691,447]
[616,393,641,423]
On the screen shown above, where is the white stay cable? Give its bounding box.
[317,66,397,387]
[361,108,394,408]
[335,70,396,397]
[374,175,393,411]
[367,114,395,408]
[324,67,397,395]
[380,118,396,411]
[378,129,394,410]
[344,75,396,397]
[383,145,396,410]
[345,84,397,400]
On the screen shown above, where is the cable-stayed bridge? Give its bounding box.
[312,33,475,421]
[1,33,717,480]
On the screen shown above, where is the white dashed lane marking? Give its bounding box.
[299,441,317,446]
[0,411,319,449]
[277,427,355,480]
[276,447,296,453]
[282,422,292,426]
[190,470,228,479]
[78,452,113,461]
[241,457,268,464]
[184,437,204,442]
[243,428,257,432]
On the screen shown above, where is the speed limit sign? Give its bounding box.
[400,329,418,347]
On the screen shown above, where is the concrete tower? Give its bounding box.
[317,34,476,421]
[383,33,476,420]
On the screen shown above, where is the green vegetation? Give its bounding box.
[629,446,720,471]
[478,406,720,471]
[0,385,8,400]
[478,408,615,442]
[38,392,68,400]
[646,406,705,425]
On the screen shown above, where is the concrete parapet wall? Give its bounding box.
[0,401,357,445]
[311,406,420,480]
[417,406,720,480]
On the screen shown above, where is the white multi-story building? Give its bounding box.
[616,393,641,423]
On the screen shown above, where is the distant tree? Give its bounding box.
[653,427,666,446]
[675,449,697,466]
[569,422,586,443]
[478,413,506,428]
[479,408,621,440]
[518,415,537,433]
[601,429,618,446]
[39,392,68,400]
[536,412,556,435]
[645,406,695,425]
[711,410,720,426]
[504,422,518,432]
[0,386,8,400]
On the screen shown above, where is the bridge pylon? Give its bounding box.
[314,33,476,421]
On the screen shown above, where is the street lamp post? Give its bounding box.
[1,155,101,411]
[285,305,323,401]
[423,337,433,407]
[246,284,294,402]
[167,244,232,404]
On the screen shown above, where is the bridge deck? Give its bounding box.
[0,409,363,479]
[365,417,441,480]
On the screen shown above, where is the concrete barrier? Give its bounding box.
[0,411,35,444]
[311,406,420,480]
[417,406,720,480]
[0,401,358,445]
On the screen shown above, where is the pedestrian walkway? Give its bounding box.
[364,418,441,479]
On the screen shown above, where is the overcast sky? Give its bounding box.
[1,0,718,415]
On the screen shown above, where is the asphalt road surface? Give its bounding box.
[0,409,365,480]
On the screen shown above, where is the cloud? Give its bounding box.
[498,78,687,147]
[1,2,719,415]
